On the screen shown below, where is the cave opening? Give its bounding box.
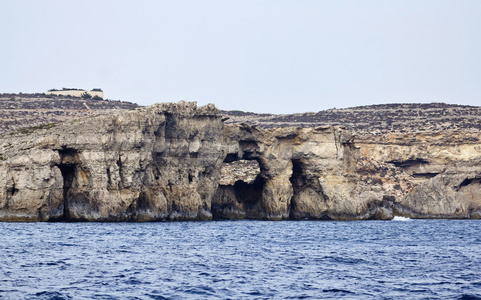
[290,159,304,190]
[212,156,265,220]
[388,158,428,169]
[232,175,265,209]
[289,159,330,220]
[289,159,305,218]
[57,148,80,221]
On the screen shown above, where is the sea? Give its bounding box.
[1,219,480,299]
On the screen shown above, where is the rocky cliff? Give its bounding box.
[0,102,223,221]
[1,102,480,221]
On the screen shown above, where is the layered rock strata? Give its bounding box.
[0,102,224,221]
[1,101,481,221]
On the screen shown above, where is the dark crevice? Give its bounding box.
[117,154,123,189]
[289,159,304,219]
[290,159,303,187]
[458,178,481,190]
[290,159,326,196]
[459,178,473,187]
[7,181,19,198]
[388,158,428,169]
[58,164,75,221]
[233,176,264,209]
[223,153,239,163]
[127,192,151,219]
[239,141,260,160]
[106,168,112,186]
[411,173,439,179]
[154,167,160,181]
[116,155,122,168]
[289,159,329,220]
[164,113,181,139]
[57,147,80,221]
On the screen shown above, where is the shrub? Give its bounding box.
[81,92,92,99]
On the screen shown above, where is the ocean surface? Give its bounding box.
[1,219,481,300]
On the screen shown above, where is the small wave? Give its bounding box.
[34,291,72,300]
[181,285,217,296]
[3,220,481,299]
[458,294,481,300]
[146,294,170,300]
[331,256,366,265]
[323,288,355,294]
[392,216,412,221]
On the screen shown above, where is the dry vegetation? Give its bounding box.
[0,93,140,134]
[3,95,480,138]
[221,102,481,135]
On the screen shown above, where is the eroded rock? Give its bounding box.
[0,102,224,221]
[1,101,481,221]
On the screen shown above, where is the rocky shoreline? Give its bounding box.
[1,101,480,221]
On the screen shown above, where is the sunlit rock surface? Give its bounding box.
[1,101,481,221]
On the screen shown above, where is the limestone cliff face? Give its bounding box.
[214,124,359,220]
[213,124,395,220]
[356,131,481,177]
[1,101,481,221]
[354,131,481,218]
[0,102,225,221]
[395,158,481,218]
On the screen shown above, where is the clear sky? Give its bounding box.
[1,0,480,113]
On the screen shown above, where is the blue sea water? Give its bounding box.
[1,219,481,300]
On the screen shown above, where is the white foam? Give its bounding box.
[392,216,412,221]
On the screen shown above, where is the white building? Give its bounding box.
[46,88,103,99]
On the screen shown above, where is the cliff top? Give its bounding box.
[0,93,140,134]
[221,102,481,135]
[1,94,480,137]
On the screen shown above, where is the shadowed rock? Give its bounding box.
[1,101,481,221]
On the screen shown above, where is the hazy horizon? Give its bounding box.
[2,0,480,114]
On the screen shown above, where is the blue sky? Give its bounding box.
[1,0,480,113]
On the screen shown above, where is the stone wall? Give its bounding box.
[46,90,103,99]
